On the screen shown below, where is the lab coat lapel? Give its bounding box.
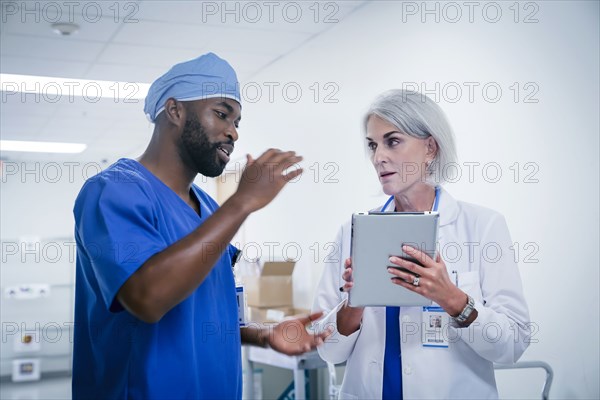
[436,187,459,227]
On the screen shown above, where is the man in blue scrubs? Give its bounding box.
[72,53,327,399]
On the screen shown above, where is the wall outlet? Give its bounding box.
[4,284,51,299]
[12,359,41,382]
[14,331,42,353]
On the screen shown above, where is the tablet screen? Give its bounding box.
[349,212,439,307]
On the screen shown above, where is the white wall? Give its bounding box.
[0,163,82,377]
[1,1,597,398]
[237,2,599,399]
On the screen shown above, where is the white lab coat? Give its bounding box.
[312,188,530,399]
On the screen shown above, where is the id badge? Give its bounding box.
[236,285,247,327]
[421,306,449,348]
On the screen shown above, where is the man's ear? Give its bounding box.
[163,98,186,129]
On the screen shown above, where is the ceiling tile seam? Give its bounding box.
[125,18,319,35]
[106,42,283,57]
[45,7,137,139]
[243,1,369,82]
[0,32,114,45]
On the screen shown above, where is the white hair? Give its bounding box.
[364,89,458,185]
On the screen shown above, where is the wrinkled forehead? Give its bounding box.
[365,115,405,139]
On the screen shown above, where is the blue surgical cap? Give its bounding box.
[143,52,240,122]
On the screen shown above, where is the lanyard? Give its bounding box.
[381,186,440,212]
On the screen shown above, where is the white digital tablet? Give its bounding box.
[348,212,439,307]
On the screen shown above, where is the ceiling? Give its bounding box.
[0,0,367,162]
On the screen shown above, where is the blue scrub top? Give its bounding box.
[72,158,242,399]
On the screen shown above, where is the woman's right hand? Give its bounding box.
[337,257,365,336]
[340,257,356,293]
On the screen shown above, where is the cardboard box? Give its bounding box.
[243,261,295,307]
[248,307,311,323]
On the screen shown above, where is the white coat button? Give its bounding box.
[402,315,410,323]
[404,366,412,375]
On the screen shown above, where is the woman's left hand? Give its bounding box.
[387,245,467,316]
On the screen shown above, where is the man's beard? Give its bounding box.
[179,113,231,178]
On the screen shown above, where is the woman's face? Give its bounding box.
[366,115,435,196]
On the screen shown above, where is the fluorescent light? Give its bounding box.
[0,140,87,154]
[0,74,150,101]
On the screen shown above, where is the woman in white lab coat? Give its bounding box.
[312,90,531,399]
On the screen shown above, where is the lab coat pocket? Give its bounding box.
[339,391,359,400]
[457,271,483,304]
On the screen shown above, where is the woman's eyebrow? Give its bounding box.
[382,131,403,138]
[366,131,403,141]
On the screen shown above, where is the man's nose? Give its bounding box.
[226,123,238,142]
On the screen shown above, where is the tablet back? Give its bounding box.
[349,212,439,307]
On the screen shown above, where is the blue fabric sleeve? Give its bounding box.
[75,176,168,313]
